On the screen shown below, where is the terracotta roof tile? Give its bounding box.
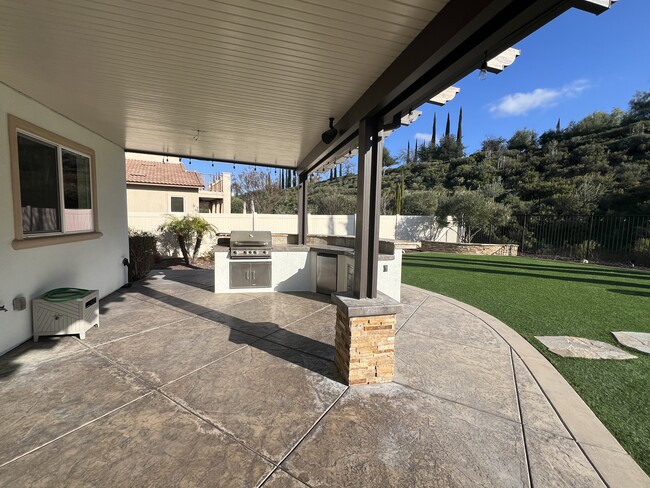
[125,159,204,188]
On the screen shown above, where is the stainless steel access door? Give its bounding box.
[250,262,272,288]
[316,253,337,294]
[229,262,272,289]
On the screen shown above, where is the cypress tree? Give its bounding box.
[414,139,418,163]
[406,140,411,163]
[556,118,561,133]
[445,113,451,138]
[457,107,463,144]
[431,113,437,147]
[395,172,405,214]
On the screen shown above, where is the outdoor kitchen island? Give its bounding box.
[213,233,402,302]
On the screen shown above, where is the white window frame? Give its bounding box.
[9,115,101,250]
[169,195,186,213]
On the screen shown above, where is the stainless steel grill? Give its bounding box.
[229,230,272,259]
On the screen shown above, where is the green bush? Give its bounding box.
[573,239,600,260]
[633,237,650,267]
[128,229,157,281]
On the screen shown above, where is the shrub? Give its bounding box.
[128,229,156,281]
[633,238,650,267]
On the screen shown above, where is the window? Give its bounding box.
[9,115,99,249]
[169,196,185,213]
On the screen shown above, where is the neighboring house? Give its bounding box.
[125,155,231,214]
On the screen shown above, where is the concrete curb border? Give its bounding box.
[402,284,650,488]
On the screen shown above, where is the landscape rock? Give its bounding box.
[612,331,650,355]
[535,336,637,360]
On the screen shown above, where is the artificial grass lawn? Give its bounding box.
[402,253,650,475]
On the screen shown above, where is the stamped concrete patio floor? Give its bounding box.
[1,270,647,487]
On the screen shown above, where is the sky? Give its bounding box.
[185,0,650,178]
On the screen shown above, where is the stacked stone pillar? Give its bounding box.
[332,292,401,386]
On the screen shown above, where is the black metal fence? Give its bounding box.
[474,215,650,267]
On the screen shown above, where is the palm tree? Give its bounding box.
[188,215,218,261]
[158,215,217,265]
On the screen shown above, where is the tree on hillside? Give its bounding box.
[457,107,463,144]
[508,129,538,153]
[310,190,356,215]
[383,147,397,168]
[627,91,650,122]
[445,113,451,137]
[436,191,511,243]
[402,190,441,216]
[431,134,464,161]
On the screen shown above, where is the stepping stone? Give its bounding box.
[535,336,637,360]
[612,332,650,355]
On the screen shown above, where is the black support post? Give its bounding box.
[297,172,308,245]
[353,116,383,299]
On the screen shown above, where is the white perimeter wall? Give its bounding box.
[0,83,129,355]
[129,213,459,257]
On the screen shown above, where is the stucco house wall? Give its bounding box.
[0,82,129,356]
[126,184,200,214]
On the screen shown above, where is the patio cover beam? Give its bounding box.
[298,0,590,175]
[353,116,383,299]
[297,173,308,245]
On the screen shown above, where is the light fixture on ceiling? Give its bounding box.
[321,117,338,144]
[479,52,488,80]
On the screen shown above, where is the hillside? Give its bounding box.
[311,91,650,217]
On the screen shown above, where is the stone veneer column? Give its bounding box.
[332,292,402,386]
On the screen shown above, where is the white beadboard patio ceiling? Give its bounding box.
[0,1,615,169]
[0,0,446,166]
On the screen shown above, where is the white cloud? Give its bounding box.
[414,132,432,142]
[489,79,590,117]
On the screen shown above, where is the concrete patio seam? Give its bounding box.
[397,327,507,354]
[509,347,535,488]
[391,379,522,426]
[256,303,335,339]
[154,388,279,471]
[75,314,197,349]
[261,468,314,488]
[257,386,349,488]
[418,289,650,487]
[395,295,430,334]
[0,392,153,469]
[156,343,252,389]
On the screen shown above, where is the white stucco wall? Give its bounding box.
[0,83,129,356]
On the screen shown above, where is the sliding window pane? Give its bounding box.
[17,133,60,234]
[62,150,93,232]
